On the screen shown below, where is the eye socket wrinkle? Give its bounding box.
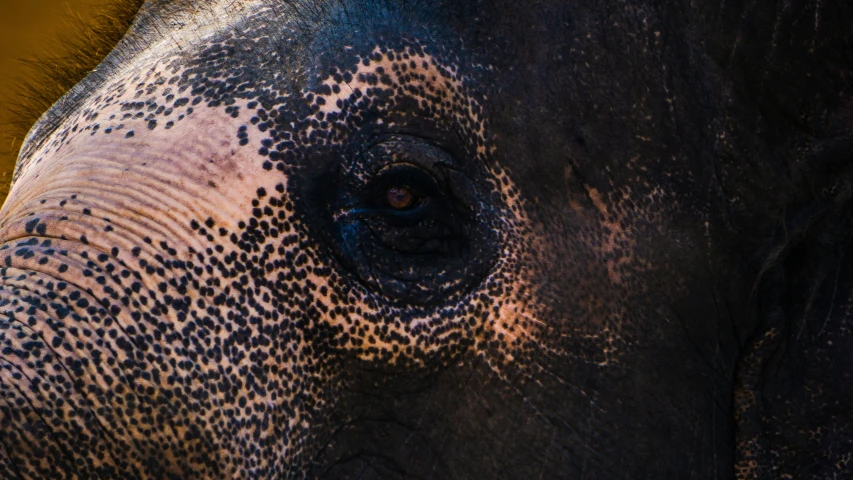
[324,134,499,304]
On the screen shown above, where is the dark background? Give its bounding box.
[0,0,106,202]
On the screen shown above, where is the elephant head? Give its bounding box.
[1,0,851,478]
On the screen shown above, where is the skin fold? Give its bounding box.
[0,0,850,478]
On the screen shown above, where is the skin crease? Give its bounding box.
[0,0,851,478]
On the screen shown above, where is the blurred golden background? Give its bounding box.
[0,0,138,203]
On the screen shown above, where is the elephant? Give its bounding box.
[0,0,851,478]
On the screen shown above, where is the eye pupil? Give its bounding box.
[386,186,415,209]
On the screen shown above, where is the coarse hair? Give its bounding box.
[0,0,145,201]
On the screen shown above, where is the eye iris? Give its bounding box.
[386,186,415,209]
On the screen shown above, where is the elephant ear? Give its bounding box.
[734,192,853,479]
[694,0,853,239]
[699,1,853,478]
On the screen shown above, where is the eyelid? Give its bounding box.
[370,163,439,196]
[333,202,433,231]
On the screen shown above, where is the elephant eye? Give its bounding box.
[327,135,499,304]
[359,162,441,226]
[385,186,416,210]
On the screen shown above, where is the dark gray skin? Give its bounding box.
[0,0,851,478]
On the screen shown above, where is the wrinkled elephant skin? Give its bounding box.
[0,1,851,479]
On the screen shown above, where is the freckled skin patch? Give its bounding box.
[1,0,852,479]
[0,7,546,477]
